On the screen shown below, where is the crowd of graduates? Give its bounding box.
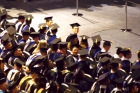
[0,8,140,93]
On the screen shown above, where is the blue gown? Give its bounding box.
[122,60,131,74]
[47,35,57,45]
[134,61,140,66]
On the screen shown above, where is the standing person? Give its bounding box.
[47,23,59,45]
[22,14,34,32]
[0,9,8,30]
[121,48,132,74]
[15,13,26,35]
[44,16,53,36]
[66,23,80,42]
[113,47,124,59]
[88,35,102,61]
[38,23,47,40]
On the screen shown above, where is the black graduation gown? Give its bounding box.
[122,60,131,74]
[66,54,79,64]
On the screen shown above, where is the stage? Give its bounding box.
[0,0,140,62]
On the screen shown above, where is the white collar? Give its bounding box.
[113,54,120,58]
[122,57,129,61]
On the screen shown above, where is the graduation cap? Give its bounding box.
[30,32,39,38]
[38,23,46,29]
[6,26,16,35]
[78,49,88,56]
[0,70,6,84]
[114,78,124,84]
[0,9,7,16]
[110,58,121,64]
[130,65,140,70]
[99,56,110,65]
[103,40,113,46]
[120,47,131,52]
[55,56,66,65]
[44,16,53,21]
[22,29,30,35]
[1,34,12,46]
[58,42,68,49]
[97,73,108,82]
[91,35,102,44]
[131,70,140,80]
[50,38,61,45]
[6,22,16,28]
[25,14,33,21]
[17,13,26,19]
[8,81,18,91]
[26,43,37,53]
[50,23,59,33]
[70,23,80,28]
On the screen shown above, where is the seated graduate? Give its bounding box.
[22,14,33,31]
[71,67,90,92]
[38,23,47,40]
[97,56,111,77]
[24,32,39,55]
[47,38,61,62]
[47,81,60,93]
[54,56,70,85]
[121,48,132,74]
[108,58,127,87]
[88,35,102,61]
[91,73,112,93]
[15,13,26,35]
[0,34,13,63]
[133,50,140,66]
[53,42,68,60]
[110,78,125,93]
[66,23,80,42]
[18,29,30,51]
[79,35,90,51]
[47,23,60,45]
[66,45,79,64]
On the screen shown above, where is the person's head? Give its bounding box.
[25,15,33,25]
[122,48,132,59]
[13,59,24,70]
[2,39,12,50]
[116,47,123,58]
[22,32,30,40]
[58,42,67,54]
[18,15,25,24]
[45,17,53,27]
[128,83,139,93]
[30,32,39,42]
[70,23,80,34]
[103,40,112,52]
[100,57,111,70]
[13,47,23,57]
[110,58,121,71]
[33,40,48,55]
[71,45,79,56]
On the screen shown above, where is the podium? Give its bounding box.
[121,0,132,32]
[72,0,83,16]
